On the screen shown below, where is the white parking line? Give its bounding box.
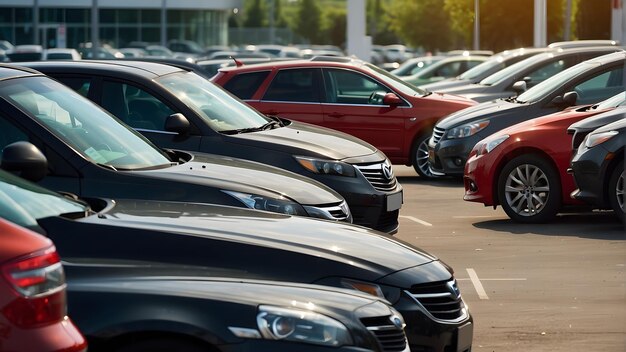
[457,278,527,281]
[466,268,489,300]
[399,215,433,227]
[453,215,500,219]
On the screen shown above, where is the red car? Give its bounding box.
[0,218,87,352]
[463,91,625,223]
[212,57,476,177]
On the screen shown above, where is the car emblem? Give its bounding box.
[390,315,404,330]
[381,162,394,180]
[447,280,460,300]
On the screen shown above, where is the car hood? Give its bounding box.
[436,83,488,95]
[436,99,523,129]
[568,106,626,133]
[590,114,626,133]
[229,120,379,161]
[419,78,473,92]
[41,200,439,285]
[138,151,342,204]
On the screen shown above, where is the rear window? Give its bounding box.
[223,71,270,100]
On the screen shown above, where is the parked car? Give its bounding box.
[390,55,445,77]
[464,92,625,222]
[435,47,622,103]
[6,44,44,61]
[419,48,546,92]
[401,55,488,86]
[29,60,402,233]
[428,51,625,177]
[570,118,626,222]
[0,218,87,352]
[43,48,82,60]
[0,168,473,352]
[167,39,204,56]
[0,64,351,222]
[568,105,626,152]
[212,56,477,178]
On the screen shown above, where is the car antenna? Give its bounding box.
[230,56,244,67]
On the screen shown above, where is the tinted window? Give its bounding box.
[264,69,321,102]
[323,69,389,105]
[573,67,624,105]
[0,116,28,157]
[223,71,270,100]
[56,77,91,97]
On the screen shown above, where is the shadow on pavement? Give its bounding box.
[472,212,625,240]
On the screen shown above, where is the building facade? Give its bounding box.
[0,0,241,49]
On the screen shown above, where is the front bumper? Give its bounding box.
[570,145,613,208]
[219,340,409,352]
[463,152,495,205]
[428,136,479,176]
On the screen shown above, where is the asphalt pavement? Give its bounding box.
[393,165,626,352]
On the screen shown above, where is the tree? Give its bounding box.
[273,0,287,28]
[322,8,347,47]
[295,0,322,43]
[576,0,610,39]
[244,0,267,27]
[385,0,454,52]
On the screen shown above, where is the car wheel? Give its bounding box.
[497,155,561,223]
[608,161,625,223]
[115,337,209,352]
[412,134,437,178]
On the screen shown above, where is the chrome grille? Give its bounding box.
[303,201,351,221]
[407,279,467,322]
[361,316,407,352]
[354,161,397,192]
[431,126,446,145]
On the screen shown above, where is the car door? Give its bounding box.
[98,79,202,151]
[320,68,407,159]
[250,68,324,125]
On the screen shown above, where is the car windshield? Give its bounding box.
[459,57,504,80]
[156,71,271,132]
[0,170,88,228]
[516,62,595,104]
[594,91,626,109]
[391,57,440,76]
[480,52,552,86]
[1,76,171,170]
[363,63,428,96]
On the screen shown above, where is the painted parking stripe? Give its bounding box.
[399,215,433,227]
[466,268,489,300]
[457,278,527,281]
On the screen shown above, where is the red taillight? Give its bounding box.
[2,246,67,328]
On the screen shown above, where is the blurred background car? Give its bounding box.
[401,55,488,86]
[43,48,81,60]
[0,218,87,352]
[390,55,445,77]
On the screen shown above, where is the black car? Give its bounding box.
[0,65,351,222]
[23,60,402,233]
[568,103,626,152]
[570,117,626,222]
[0,168,473,352]
[435,47,622,103]
[429,51,625,177]
[67,267,410,352]
[419,47,547,92]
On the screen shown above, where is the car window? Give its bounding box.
[1,76,171,170]
[0,115,29,158]
[434,62,461,77]
[263,69,321,102]
[525,59,567,84]
[323,69,390,105]
[101,81,175,131]
[573,66,624,105]
[223,71,270,100]
[56,77,91,97]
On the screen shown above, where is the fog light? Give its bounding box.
[454,158,463,166]
[469,181,478,192]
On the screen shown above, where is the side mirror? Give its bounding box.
[382,92,403,106]
[1,141,48,182]
[512,81,527,95]
[165,113,190,134]
[551,91,578,107]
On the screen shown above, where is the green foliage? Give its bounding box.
[295,0,322,43]
[244,0,267,27]
[322,8,347,46]
[386,0,454,51]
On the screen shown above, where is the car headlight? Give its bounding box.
[295,156,356,177]
[478,134,509,155]
[584,131,618,148]
[222,191,307,216]
[256,306,353,347]
[446,120,490,139]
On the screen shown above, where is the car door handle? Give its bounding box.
[328,112,345,118]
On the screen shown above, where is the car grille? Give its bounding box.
[361,316,407,352]
[354,161,397,192]
[407,279,466,321]
[571,131,589,153]
[304,201,350,221]
[431,126,446,145]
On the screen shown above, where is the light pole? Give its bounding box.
[473,0,480,50]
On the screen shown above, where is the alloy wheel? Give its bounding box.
[415,139,434,178]
[616,170,625,214]
[503,164,550,217]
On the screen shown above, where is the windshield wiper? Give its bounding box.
[221,120,282,135]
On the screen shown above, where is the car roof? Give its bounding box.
[0,64,42,81]
[19,60,185,78]
[583,50,626,64]
[218,56,365,73]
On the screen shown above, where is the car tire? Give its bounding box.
[412,134,437,179]
[497,155,561,223]
[608,161,625,223]
[115,337,209,352]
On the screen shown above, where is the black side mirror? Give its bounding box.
[551,91,578,107]
[165,113,190,134]
[1,141,48,182]
[512,81,527,95]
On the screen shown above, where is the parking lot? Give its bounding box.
[394,166,626,352]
